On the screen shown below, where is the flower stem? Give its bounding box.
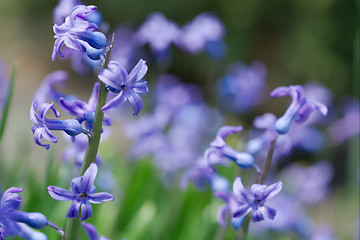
[237,136,278,240]
[63,34,114,240]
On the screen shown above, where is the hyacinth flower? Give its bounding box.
[82,222,111,240]
[30,100,83,149]
[52,5,107,61]
[218,61,267,113]
[178,13,226,58]
[214,191,244,229]
[47,163,114,220]
[134,12,180,56]
[270,85,328,134]
[231,177,282,222]
[98,59,148,115]
[0,187,48,239]
[206,125,255,169]
[52,0,81,25]
[59,83,112,131]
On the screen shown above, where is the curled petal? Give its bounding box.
[128,59,148,84]
[82,163,98,193]
[101,91,127,111]
[251,209,264,222]
[66,200,81,219]
[47,186,76,201]
[210,125,243,148]
[127,91,144,116]
[259,205,276,220]
[263,181,282,200]
[232,177,252,203]
[82,222,99,240]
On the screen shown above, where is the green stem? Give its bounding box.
[63,34,114,240]
[237,136,278,240]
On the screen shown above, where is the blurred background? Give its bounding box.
[0,0,358,239]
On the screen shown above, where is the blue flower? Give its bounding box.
[59,83,112,131]
[82,222,111,240]
[52,5,107,61]
[232,177,282,222]
[30,100,83,150]
[214,191,244,229]
[47,163,114,220]
[205,125,255,168]
[270,85,328,134]
[99,60,148,115]
[0,187,48,240]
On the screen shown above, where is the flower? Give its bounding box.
[82,222,111,240]
[52,0,81,25]
[270,85,328,134]
[134,12,180,54]
[206,125,255,168]
[217,61,267,113]
[231,177,282,222]
[178,13,225,56]
[214,191,244,229]
[52,5,107,61]
[59,83,112,131]
[98,60,148,115]
[0,187,48,239]
[47,163,114,220]
[30,100,83,149]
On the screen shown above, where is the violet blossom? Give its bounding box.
[53,0,81,25]
[30,100,83,150]
[52,5,107,61]
[98,59,148,115]
[214,191,244,229]
[231,177,282,222]
[178,13,226,57]
[134,12,180,55]
[218,61,267,113]
[47,163,114,220]
[59,83,112,131]
[206,125,255,169]
[270,85,328,134]
[0,187,48,239]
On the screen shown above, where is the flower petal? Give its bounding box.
[80,200,93,220]
[66,200,81,219]
[82,163,98,194]
[88,192,114,204]
[128,59,148,84]
[47,186,76,201]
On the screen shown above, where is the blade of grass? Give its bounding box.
[0,62,17,144]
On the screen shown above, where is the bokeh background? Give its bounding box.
[0,0,358,239]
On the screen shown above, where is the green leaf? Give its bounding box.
[0,62,17,144]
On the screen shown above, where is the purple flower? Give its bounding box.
[178,13,225,55]
[206,125,255,168]
[135,12,180,54]
[232,177,282,222]
[82,222,111,240]
[52,5,107,61]
[30,100,83,149]
[47,163,114,220]
[218,61,267,113]
[270,85,328,134]
[98,60,148,115]
[59,83,112,131]
[0,187,48,239]
[328,97,360,144]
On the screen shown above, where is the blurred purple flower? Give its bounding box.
[218,61,267,113]
[30,100,83,149]
[59,83,112,131]
[310,225,340,240]
[328,98,360,145]
[82,222,111,240]
[0,187,48,239]
[281,161,334,204]
[52,5,107,61]
[206,125,255,168]
[47,163,114,220]
[99,60,148,115]
[231,177,282,222]
[270,85,328,134]
[135,13,180,54]
[178,13,225,57]
[214,191,244,229]
[33,71,79,103]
